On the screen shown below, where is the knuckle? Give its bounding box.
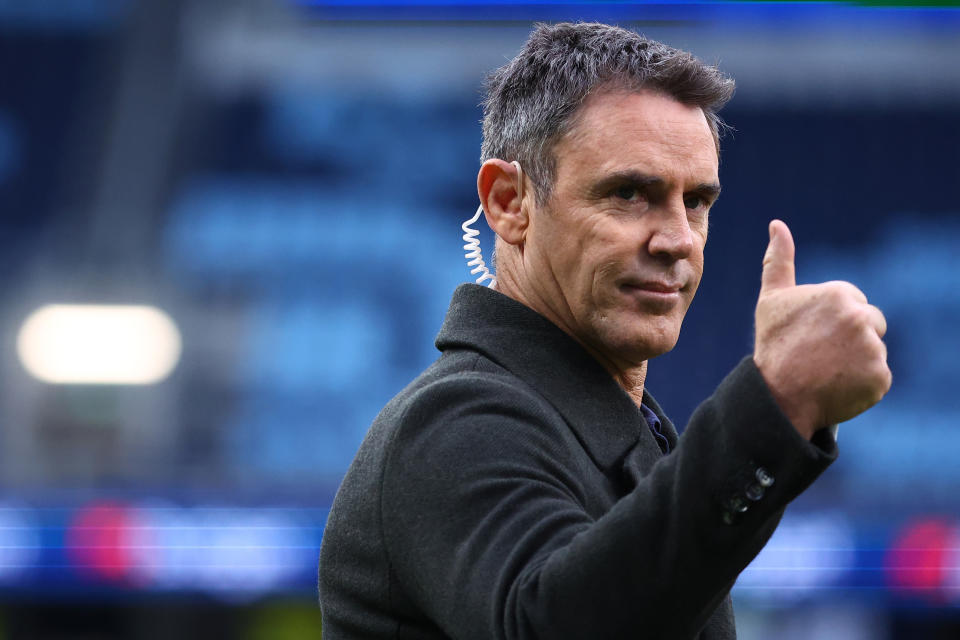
[825,280,866,303]
[845,303,881,332]
[869,363,892,400]
[838,302,865,327]
[821,281,845,298]
[847,305,866,323]
[873,338,888,361]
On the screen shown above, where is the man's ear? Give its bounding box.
[477,159,528,246]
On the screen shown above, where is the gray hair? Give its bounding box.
[481,22,735,205]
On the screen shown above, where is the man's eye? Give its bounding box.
[684,194,706,210]
[615,186,640,202]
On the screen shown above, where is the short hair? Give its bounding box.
[481,22,735,205]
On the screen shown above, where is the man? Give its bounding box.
[319,22,890,639]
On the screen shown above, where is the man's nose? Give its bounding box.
[647,203,695,261]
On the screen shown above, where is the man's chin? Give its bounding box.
[601,332,679,366]
[615,318,682,358]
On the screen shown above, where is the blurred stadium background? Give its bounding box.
[0,0,958,637]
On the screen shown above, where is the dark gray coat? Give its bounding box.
[319,284,837,639]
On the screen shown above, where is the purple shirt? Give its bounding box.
[640,402,670,454]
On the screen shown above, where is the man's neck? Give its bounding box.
[493,276,648,408]
[612,365,647,408]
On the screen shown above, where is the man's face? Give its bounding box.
[523,90,720,369]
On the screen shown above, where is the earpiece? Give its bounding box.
[461,161,524,286]
[512,160,524,201]
[462,205,495,285]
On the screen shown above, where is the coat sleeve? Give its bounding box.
[381,357,837,640]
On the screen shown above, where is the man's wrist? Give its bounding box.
[751,355,818,440]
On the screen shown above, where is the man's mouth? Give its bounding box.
[619,279,684,294]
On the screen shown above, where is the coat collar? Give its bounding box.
[435,284,678,471]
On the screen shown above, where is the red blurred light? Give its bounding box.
[885,517,955,601]
[66,501,145,583]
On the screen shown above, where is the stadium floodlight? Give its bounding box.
[16,304,182,385]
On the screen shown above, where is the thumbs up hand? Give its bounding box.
[753,220,891,440]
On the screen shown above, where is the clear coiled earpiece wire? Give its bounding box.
[462,161,524,287]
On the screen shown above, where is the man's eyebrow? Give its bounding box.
[588,171,665,196]
[589,172,722,201]
[691,182,722,201]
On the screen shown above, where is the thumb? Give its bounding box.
[760,219,796,293]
